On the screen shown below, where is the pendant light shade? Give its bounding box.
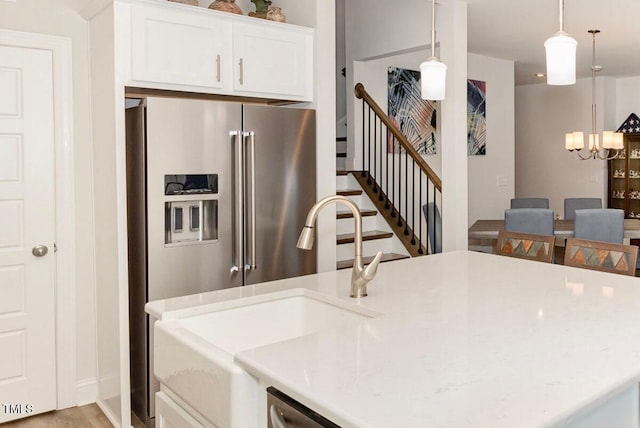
[544,32,577,85]
[420,58,447,101]
[544,0,577,86]
[420,0,446,101]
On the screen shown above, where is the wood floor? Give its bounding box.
[1,404,146,428]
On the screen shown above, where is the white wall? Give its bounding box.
[467,53,515,225]
[351,50,514,228]
[0,0,97,404]
[616,76,640,126]
[515,77,610,218]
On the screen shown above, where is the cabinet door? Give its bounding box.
[131,3,229,89]
[609,154,627,214]
[232,22,313,100]
[627,136,640,218]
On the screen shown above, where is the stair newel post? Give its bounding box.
[361,98,366,178]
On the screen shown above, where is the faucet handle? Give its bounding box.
[363,251,383,280]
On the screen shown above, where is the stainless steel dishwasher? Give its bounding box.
[267,387,341,428]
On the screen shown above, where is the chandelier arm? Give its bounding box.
[573,149,595,161]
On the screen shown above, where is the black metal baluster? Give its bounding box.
[385,128,390,208]
[418,172,424,254]
[391,137,396,218]
[367,107,372,184]
[372,115,377,192]
[411,161,416,244]
[379,119,384,201]
[397,144,402,226]
[404,153,409,235]
[426,178,430,254]
[361,99,366,177]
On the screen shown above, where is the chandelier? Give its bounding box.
[565,30,624,160]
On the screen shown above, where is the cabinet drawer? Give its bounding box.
[155,391,205,428]
[131,3,229,89]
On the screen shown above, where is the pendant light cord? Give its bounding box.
[431,0,436,58]
[558,0,564,32]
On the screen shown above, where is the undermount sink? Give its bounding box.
[153,288,380,427]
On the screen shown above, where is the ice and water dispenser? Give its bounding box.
[164,174,218,244]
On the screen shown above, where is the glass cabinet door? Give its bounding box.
[627,136,640,218]
[609,151,627,214]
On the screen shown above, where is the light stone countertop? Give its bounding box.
[147,251,640,427]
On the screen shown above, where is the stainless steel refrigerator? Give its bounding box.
[125,96,317,425]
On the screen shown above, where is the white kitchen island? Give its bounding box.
[147,251,640,427]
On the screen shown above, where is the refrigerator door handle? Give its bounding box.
[244,131,257,271]
[231,131,243,273]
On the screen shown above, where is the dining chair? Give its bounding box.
[495,230,555,263]
[573,209,624,244]
[564,198,602,220]
[504,208,554,236]
[510,198,549,209]
[422,202,441,254]
[564,238,638,276]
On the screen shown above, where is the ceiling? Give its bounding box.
[64,0,640,86]
[467,0,640,85]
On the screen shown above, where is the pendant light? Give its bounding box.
[420,0,447,100]
[544,0,577,85]
[565,30,624,160]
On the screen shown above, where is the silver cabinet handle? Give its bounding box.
[216,54,221,82]
[269,404,288,428]
[239,58,244,85]
[244,131,256,271]
[32,245,48,257]
[231,131,243,273]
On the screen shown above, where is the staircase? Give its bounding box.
[335,170,410,269]
[333,83,442,270]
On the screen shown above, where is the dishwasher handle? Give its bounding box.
[269,404,289,428]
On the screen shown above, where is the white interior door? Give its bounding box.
[0,45,57,422]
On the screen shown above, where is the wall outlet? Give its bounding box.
[589,175,598,182]
[496,175,508,187]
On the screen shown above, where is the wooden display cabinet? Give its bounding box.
[608,134,640,218]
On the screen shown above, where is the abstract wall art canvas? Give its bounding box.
[387,67,437,155]
[467,79,486,155]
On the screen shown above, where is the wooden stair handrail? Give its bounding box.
[354,82,442,191]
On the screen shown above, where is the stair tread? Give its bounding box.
[337,253,410,270]
[337,189,362,196]
[336,170,348,176]
[336,152,347,158]
[336,137,347,142]
[337,230,394,244]
[337,209,377,219]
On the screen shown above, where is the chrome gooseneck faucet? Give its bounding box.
[297,195,383,298]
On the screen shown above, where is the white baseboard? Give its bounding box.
[76,378,98,406]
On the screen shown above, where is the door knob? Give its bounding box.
[32,245,48,257]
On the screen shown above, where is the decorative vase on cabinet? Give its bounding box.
[249,0,271,19]
[608,134,640,218]
[209,0,242,14]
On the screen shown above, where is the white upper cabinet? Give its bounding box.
[131,2,230,89]
[127,0,314,102]
[232,22,313,99]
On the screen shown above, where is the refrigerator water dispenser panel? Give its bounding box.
[164,174,218,195]
[165,200,218,245]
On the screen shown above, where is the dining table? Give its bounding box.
[468,218,640,250]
